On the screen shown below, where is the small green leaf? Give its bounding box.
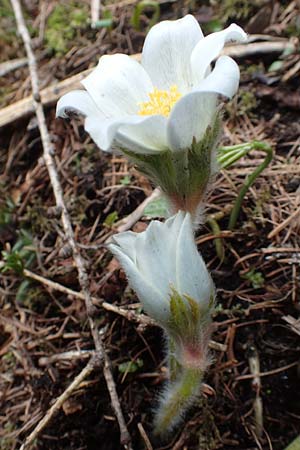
[169,288,191,334]
[144,196,169,218]
[268,60,283,72]
[184,295,200,323]
[242,269,265,289]
[104,211,118,227]
[131,0,160,31]
[16,279,31,302]
[0,230,36,275]
[118,358,143,373]
[93,18,113,28]
[120,175,131,186]
[205,19,223,33]
[1,250,24,274]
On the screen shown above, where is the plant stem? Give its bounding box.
[228,141,273,230]
[206,216,225,261]
[154,367,202,435]
[168,338,182,382]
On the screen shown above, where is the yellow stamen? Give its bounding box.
[138,85,181,117]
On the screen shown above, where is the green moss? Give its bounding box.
[0,196,15,227]
[0,0,35,60]
[45,2,88,55]
[0,424,15,450]
[236,90,257,116]
[221,0,257,21]
[1,230,36,275]
[0,0,18,51]
[242,269,265,289]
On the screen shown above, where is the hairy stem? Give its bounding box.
[168,338,182,382]
[154,367,203,435]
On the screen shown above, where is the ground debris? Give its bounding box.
[1,1,300,449]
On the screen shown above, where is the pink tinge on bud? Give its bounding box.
[177,324,213,371]
[180,342,211,371]
[169,190,205,216]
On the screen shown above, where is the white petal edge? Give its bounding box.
[108,241,171,323]
[117,115,168,154]
[195,55,240,99]
[56,90,103,119]
[167,92,217,152]
[167,56,240,151]
[176,213,214,306]
[134,216,183,299]
[82,54,153,117]
[85,114,168,153]
[110,231,137,262]
[190,23,247,84]
[142,14,204,93]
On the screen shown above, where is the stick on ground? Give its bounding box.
[10,0,132,448]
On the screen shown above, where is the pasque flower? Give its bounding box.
[57,15,247,219]
[109,211,216,432]
[108,211,215,362]
[57,15,246,154]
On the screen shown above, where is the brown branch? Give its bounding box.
[91,0,101,27]
[0,56,27,77]
[116,187,161,232]
[23,268,156,327]
[10,0,131,448]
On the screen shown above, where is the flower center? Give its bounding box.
[138,85,181,117]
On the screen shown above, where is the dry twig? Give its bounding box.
[116,187,161,232]
[248,346,263,438]
[10,0,132,447]
[0,57,27,77]
[91,0,101,27]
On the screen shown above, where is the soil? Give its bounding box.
[0,1,300,449]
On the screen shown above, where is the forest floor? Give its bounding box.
[0,1,300,449]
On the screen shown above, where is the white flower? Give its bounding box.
[108,211,215,325]
[56,15,247,154]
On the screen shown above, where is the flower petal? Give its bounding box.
[82,54,153,117]
[109,213,188,322]
[117,115,168,154]
[85,114,167,153]
[195,55,240,99]
[176,213,214,306]
[56,90,102,119]
[109,231,137,262]
[109,240,170,323]
[142,15,203,93]
[167,92,217,151]
[191,23,247,84]
[167,56,240,152]
[134,219,177,298]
